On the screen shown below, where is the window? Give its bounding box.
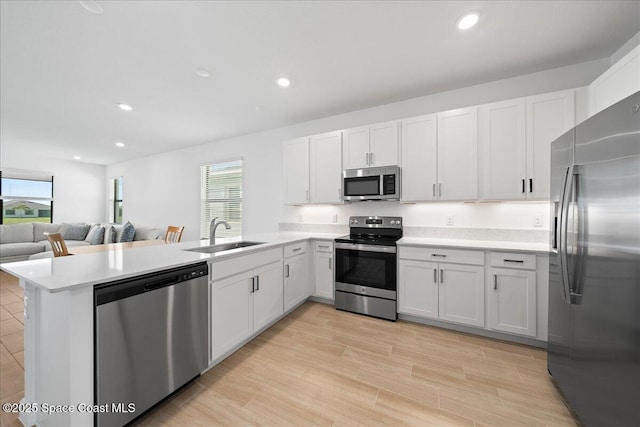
[200,160,242,239]
[113,176,123,224]
[0,170,54,224]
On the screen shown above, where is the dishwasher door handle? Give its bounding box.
[144,276,179,291]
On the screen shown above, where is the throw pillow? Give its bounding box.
[33,223,62,242]
[62,224,90,241]
[85,225,106,245]
[132,226,161,241]
[118,221,135,242]
[102,225,115,244]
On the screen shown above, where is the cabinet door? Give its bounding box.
[526,89,574,200]
[479,98,526,200]
[253,261,284,332]
[401,114,437,201]
[437,107,478,200]
[369,121,399,167]
[589,45,640,115]
[343,126,370,169]
[398,259,438,319]
[211,271,254,361]
[310,131,343,204]
[489,268,536,337]
[284,253,310,312]
[284,138,310,204]
[314,251,334,299]
[438,264,484,327]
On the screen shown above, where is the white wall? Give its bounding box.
[107,58,609,240]
[0,150,106,224]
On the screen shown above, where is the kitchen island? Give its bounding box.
[0,232,549,426]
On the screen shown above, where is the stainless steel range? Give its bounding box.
[334,216,402,321]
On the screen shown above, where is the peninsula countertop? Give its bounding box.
[0,231,550,293]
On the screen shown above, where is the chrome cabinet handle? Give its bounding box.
[438,183,442,197]
[504,259,524,264]
[366,153,369,165]
[370,152,374,165]
[431,254,446,258]
[318,245,329,249]
[293,247,302,252]
[285,264,290,278]
[250,276,255,293]
[432,183,436,197]
[521,179,525,193]
[329,258,332,270]
[494,274,498,290]
[529,179,533,193]
[256,275,260,291]
[440,269,444,283]
[433,269,437,283]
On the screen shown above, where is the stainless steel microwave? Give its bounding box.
[342,166,400,201]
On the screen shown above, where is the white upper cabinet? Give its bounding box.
[401,114,437,202]
[343,121,399,169]
[479,98,526,200]
[283,137,309,205]
[310,131,342,204]
[479,90,574,201]
[437,107,478,200]
[526,89,575,199]
[589,44,640,116]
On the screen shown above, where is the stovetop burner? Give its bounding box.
[335,216,403,246]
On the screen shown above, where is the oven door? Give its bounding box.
[334,243,397,298]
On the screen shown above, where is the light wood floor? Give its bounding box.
[0,270,581,427]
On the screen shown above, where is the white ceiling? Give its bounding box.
[1,1,639,165]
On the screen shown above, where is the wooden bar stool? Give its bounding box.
[44,232,70,257]
[165,226,184,243]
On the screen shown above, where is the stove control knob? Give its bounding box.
[351,219,358,225]
[390,220,397,225]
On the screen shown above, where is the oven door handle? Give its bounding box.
[335,242,397,254]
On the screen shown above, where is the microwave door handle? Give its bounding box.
[380,176,384,197]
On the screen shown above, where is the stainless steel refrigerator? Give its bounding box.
[548,91,640,426]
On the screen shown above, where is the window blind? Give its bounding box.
[200,160,243,239]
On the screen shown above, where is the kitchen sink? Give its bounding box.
[185,241,265,254]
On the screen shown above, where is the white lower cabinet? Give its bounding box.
[314,241,334,299]
[488,254,537,337]
[284,248,310,312]
[211,256,283,361]
[438,264,485,327]
[398,247,485,328]
[398,259,438,318]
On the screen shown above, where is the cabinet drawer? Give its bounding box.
[284,241,309,258]
[314,241,334,253]
[210,248,282,281]
[490,252,536,270]
[399,246,484,266]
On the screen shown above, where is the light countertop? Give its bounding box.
[397,237,550,253]
[1,231,548,293]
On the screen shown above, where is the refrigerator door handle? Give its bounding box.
[559,165,574,304]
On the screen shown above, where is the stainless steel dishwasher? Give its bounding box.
[94,262,208,427]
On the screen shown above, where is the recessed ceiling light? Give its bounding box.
[277,77,291,88]
[79,1,103,15]
[195,68,211,78]
[117,103,133,111]
[114,141,125,148]
[457,13,479,30]
[73,155,81,160]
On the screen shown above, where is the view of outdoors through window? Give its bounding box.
[1,172,54,224]
[200,160,242,239]
[114,176,123,224]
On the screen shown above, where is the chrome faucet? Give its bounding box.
[209,217,231,245]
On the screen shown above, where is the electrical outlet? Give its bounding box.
[446,216,454,226]
[533,215,543,228]
[331,214,338,223]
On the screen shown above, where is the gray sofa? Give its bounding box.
[0,222,162,263]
